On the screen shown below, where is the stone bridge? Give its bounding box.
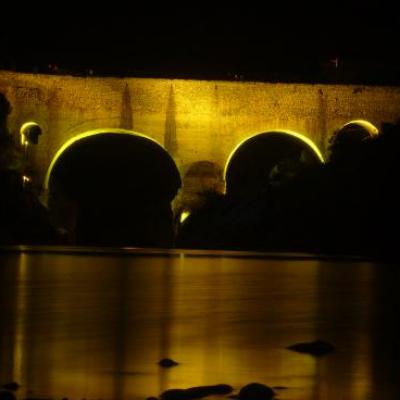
[1,70,400,201]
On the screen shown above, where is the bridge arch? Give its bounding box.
[224,130,324,197]
[20,121,42,145]
[44,128,176,189]
[341,119,379,136]
[328,119,379,165]
[46,129,181,247]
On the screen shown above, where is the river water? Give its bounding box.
[0,247,399,400]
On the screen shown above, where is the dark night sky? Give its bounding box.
[1,5,400,84]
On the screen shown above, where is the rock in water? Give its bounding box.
[185,384,233,398]
[161,384,233,400]
[161,389,187,400]
[286,340,335,356]
[0,391,16,400]
[158,358,179,368]
[1,384,19,392]
[238,383,275,400]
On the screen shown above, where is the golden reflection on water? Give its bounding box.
[0,250,398,400]
[13,252,28,386]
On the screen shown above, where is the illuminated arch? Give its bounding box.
[341,119,379,135]
[44,128,167,190]
[223,129,324,181]
[20,121,41,145]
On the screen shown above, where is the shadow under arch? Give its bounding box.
[46,129,181,247]
[224,130,324,198]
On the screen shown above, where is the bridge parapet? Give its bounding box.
[1,70,400,190]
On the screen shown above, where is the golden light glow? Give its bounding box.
[342,120,379,135]
[22,175,30,183]
[44,129,166,190]
[223,129,325,182]
[180,210,191,224]
[20,121,40,145]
